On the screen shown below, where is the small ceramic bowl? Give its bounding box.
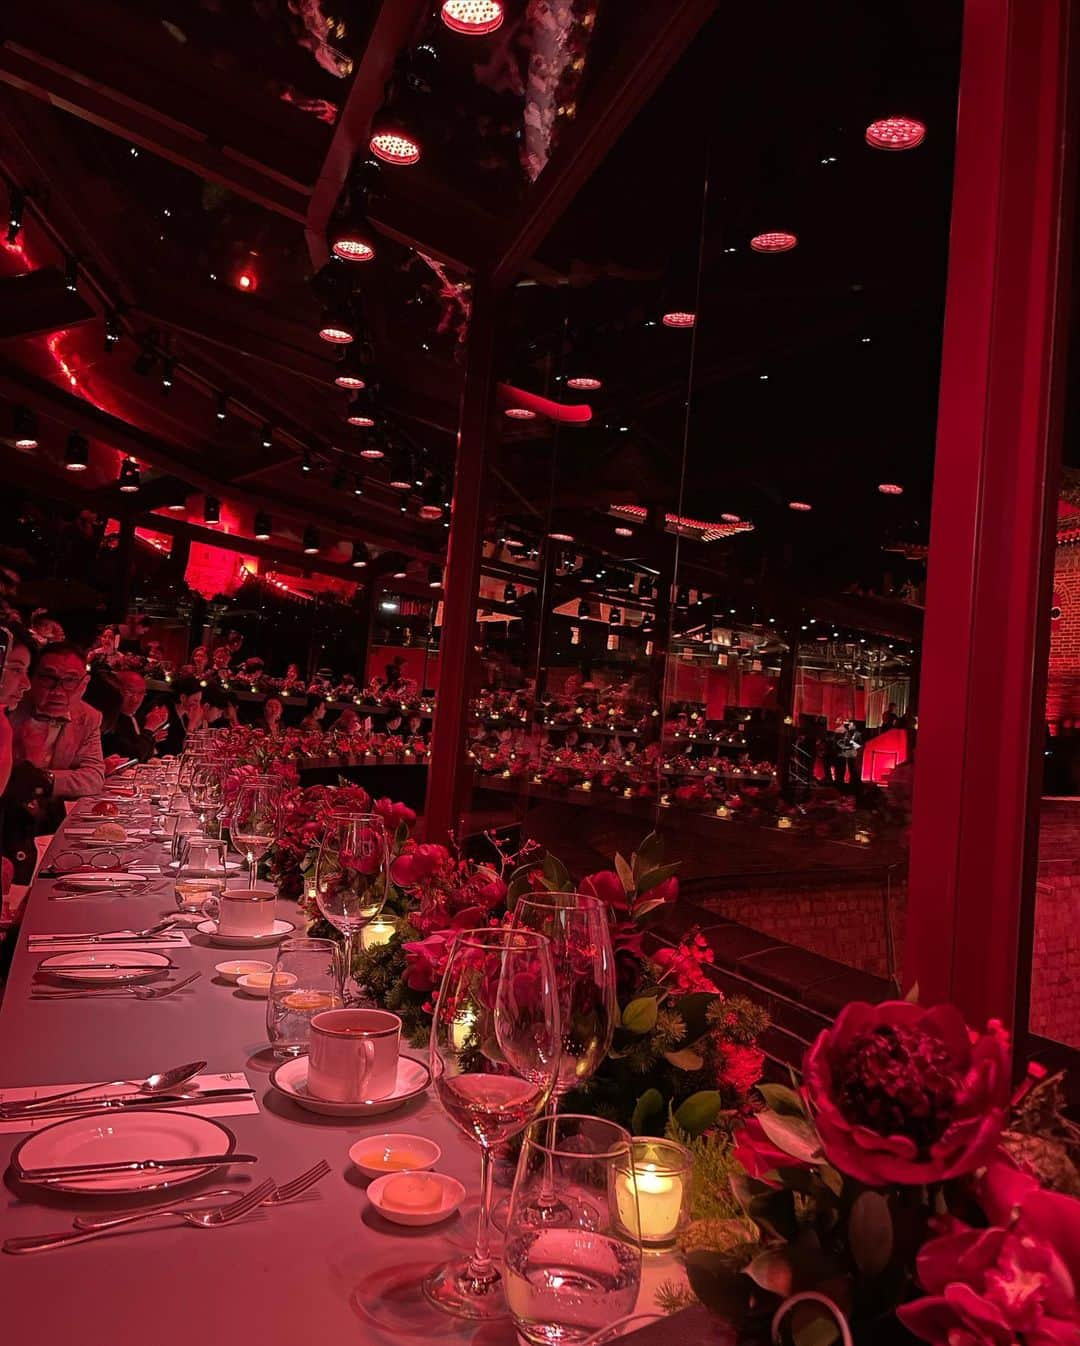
[367,1171,465,1227]
[349,1133,441,1180]
[237,970,295,998]
[215,959,272,984]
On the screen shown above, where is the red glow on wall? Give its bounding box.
[370,131,421,166]
[865,117,926,151]
[861,728,909,782]
[567,376,602,390]
[441,0,504,34]
[751,232,798,253]
[662,311,695,328]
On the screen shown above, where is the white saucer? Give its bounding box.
[38,949,173,984]
[270,1053,431,1117]
[13,1109,237,1195]
[367,1171,464,1226]
[196,919,295,947]
[215,959,273,983]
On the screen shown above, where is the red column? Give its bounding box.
[906,0,1078,1023]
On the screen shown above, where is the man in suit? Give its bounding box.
[102,670,168,765]
[158,675,205,757]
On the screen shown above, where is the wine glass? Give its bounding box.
[266,937,344,1058]
[189,761,222,831]
[231,776,282,889]
[512,891,617,1221]
[505,1114,641,1346]
[425,927,562,1320]
[313,811,389,1000]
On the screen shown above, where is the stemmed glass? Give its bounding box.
[231,776,282,889]
[512,891,617,1221]
[505,1115,640,1346]
[425,927,562,1320]
[313,811,390,1001]
[189,761,222,832]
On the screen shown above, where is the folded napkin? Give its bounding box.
[0,1071,259,1133]
[27,931,191,951]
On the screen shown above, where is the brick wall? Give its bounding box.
[1047,545,1080,720]
[1030,871,1080,1048]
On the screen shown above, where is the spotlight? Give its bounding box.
[254,511,272,540]
[865,116,926,151]
[441,0,504,34]
[609,608,622,626]
[418,502,442,520]
[104,312,121,351]
[548,531,574,543]
[566,376,602,391]
[577,600,589,620]
[318,308,356,343]
[504,583,517,603]
[301,450,313,473]
[334,351,367,390]
[6,187,24,244]
[161,358,174,394]
[261,423,273,450]
[165,485,187,511]
[369,113,422,166]
[64,432,89,471]
[345,393,375,428]
[505,407,536,420]
[662,311,695,328]
[353,475,363,496]
[330,225,376,264]
[750,232,797,253]
[118,458,140,493]
[392,568,408,579]
[216,392,228,422]
[351,543,369,568]
[359,443,384,459]
[614,526,633,537]
[204,496,221,525]
[788,500,812,511]
[399,500,408,513]
[429,566,443,589]
[389,469,411,490]
[878,482,904,495]
[64,254,78,293]
[303,526,319,554]
[13,406,38,451]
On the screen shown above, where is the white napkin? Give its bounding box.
[27,931,192,951]
[0,1071,259,1133]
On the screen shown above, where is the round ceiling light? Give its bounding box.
[319,315,355,344]
[369,130,421,167]
[567,376,602,391]
[335,370,365,390]
[878,482,904,495]
[505,407,537,420]
[359,447,385,459]
[549,531,574,543]
[865,116,926,151]
[419,504,443,520]
[751,232,797,253]
[614,526,634,537]
[662,311,695,329]
[330,233,376,263]
[347,412,375,427]
[721,512,741,523]
[788,500,812,511]
[441,0,504,35]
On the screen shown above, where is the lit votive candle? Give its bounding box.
[854,829,872,845]
[777,815,793,829]
[361,918,397,950]
[716,804,732,819]
[617,1138,693,1248]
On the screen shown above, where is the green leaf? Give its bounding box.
[748,1186,798,1241]
[730,1172,773,1212]
[630,896,668,921]
[672,991,718,1043]
[664,1048,705,1071]
[744,1248,798,1298]
[674,1090,723,1137]
[684,1251,750,1323]
[756,1110,823,1165]
[622,995,659,1034]
[505,866,537,909]
[849,1190,893,1277]
[636,861,682,895]
[744,1237,834,1298]
[631,1087,665,1135]
[757,1083,806,1118]
[614,851,636,896]
[631,831,665,879]
[541,852,572,892]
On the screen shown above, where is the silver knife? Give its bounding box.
[0,1088,254,1120]
[36,962,174,973]
[18,1152,258,1181]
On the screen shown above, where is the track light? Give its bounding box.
[504,583,517,604]
[204,496,221,525]
[165,484,187,511]
[13,406,38,451]
[345,391,375,427]
[441,0,504,34]
[118,458,141,493]
[104,312,121,351]
[577,600,589,620]
[399,499,408,513]
[330,222,376,264]
[429,566,443,589]
[303,525,319,555]
[353,475,363,496]
[65,432,89,471]
[161,358,174,394]
[254,511,271,540]
[64,255,78,293]
[369,112,421,167]
[334,350,367,390]
[261,423,273,450]
[301,450,313,473]
[351,542,369,568]
[318,307,356,344]
[6,187,24,244]
[609,607,622,626]
[216,392,228,422]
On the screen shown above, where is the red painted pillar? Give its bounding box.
[906,0,1078,1024]
[423,279,499,843]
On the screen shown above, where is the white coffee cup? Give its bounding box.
[215,881,277,937]
[307,1008,401,1102]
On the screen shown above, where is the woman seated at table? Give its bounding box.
[158,676,205,756]
[202,685,239,728]
[299,696,327,732]
[332,706,362,736]
[262,695,284,734]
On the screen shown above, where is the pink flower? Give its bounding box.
[734,1116,801,1181]
[803,1001,1010,1187]
[581,870,628,913]
[403,931,454,993]
[979,1161,1080,1294]
[373,798,416,833]
[899,1211,1080,1345]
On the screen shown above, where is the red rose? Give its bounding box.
[581,870,628,913]
[899,1212,1080,1345]
[803,1001,1010,1187]
[373,797,416,833]
[391,843,450,888]
[472,868,507,910]
[734,1115,801,1182]
[403,931,453,993]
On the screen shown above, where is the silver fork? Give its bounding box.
[31,974,201,1001]
[3,1178,277,1254]
[74,1159,331,1231]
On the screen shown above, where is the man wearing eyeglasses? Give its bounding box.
[7,642,105,809]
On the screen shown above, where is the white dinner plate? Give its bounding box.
[196,919,295,948]
[37,949,172,984]
[169,859,242,872]
[54,872,152,892]
[12,1109,237,1195]
[269,1053,431,1117]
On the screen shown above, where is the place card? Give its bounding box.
[0,1071,259,1133]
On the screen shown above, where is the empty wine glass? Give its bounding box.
[231,776,282,889]
[313,811,389,1000]
[505,1115,640,1346]
[189,761,223,832]
[425,927,562,1320]
[512,891,617,1222]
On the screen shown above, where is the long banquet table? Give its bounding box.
[0,797,678,1344]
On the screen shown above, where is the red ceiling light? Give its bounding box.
[389,475,411,490]
[878,482,904,495]
[347,412,375,427]
[788,500,812,511]
[319,317,355,344]
[567,376,602,391]
[865,116,926,151]
[614,526,634,537]
[441,0,504,35]
[359,446,385,459]
[720,512,741,523]
[369,129,421,167]
[235,269,257,293]
[419,504,443,521]
[505,407,537,420]
[751,232,797,253]
[336,373,366,389]
[549,531,574,542]
[330,229,376,263]
[662,311,695,329]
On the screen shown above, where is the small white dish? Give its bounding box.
[349,1133,441,1180]
[37,949,172,984]
[269,1053,431,1117]
[367,1171,464,1227]
[196,918,295,948]
[237,970,295,998]
[215,959,273,983]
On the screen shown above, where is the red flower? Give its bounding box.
[803,1001,1010,1187]
[899,1212,1080,1345]
[720,1042,765,1097]
[734,1115,801,1181]
[581,870,628,913]
[373,797,416,833]
[978,1161,1080,1295]
[391,843,450,888]
[402,931,454,993]
[646,876,678,906]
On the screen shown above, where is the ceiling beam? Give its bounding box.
[137,511,365,584]
[491,0,717,288]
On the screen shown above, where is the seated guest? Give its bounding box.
[159,676,205,756]
[263,695,284,733]
[333,707,362,735]
[0,625,34,795]
[202,684,239,728]
[102,671,168,764]
[299,695,327,731]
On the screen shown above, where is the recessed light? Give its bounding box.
[865,116,926,151]
[751,232,797,253]
[662,311,695,329]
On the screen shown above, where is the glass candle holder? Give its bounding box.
[616,1137,694,1249]
[360,916,397,950]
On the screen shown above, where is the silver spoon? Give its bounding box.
[2,1060,207,1115]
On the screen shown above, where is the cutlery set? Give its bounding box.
[31,973,202,1000]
